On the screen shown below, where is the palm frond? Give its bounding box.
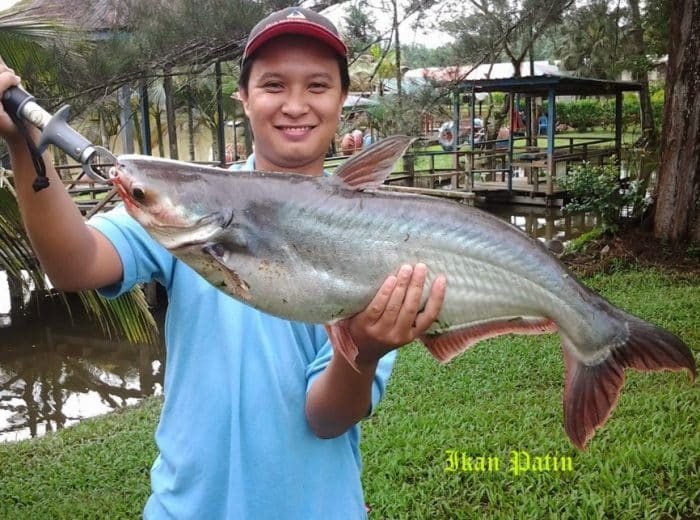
[0,8,83,73]
[0,185,159,344]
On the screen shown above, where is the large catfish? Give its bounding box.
[108,136,696,449]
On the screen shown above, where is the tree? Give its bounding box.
[643,0,672,56]
[653,0,699,244]
[349,43,398,95]
[554,0,628,80]
[448,0,572,78]
[401,44,454,68]
[627,0,657,147]
[0,7,157,342]
[341,2,379,60]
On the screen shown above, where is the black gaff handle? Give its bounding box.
[2,86,94,164]
[1,86,50,191]
[1,85,34,121]
[2,86,113,186]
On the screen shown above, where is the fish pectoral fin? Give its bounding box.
[421,317,557,364]
[330,135,415,191]
[324,322,361,373]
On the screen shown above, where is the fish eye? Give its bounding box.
[132,186,146,202]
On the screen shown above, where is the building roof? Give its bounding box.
[400,62,641,97]
[404,61,561,83]
[464,75,642,96]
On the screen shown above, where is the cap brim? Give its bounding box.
[244,21,347,60]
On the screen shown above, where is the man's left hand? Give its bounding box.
[345,263,447,367]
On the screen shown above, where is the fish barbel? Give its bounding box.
[108,136,696,449]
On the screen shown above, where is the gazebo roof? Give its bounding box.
[462,75,642,96]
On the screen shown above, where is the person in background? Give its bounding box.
[0,6,446,519]
[341,131,357,155]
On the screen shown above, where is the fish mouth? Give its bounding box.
[110,165,139,208]
[153,211,233,251]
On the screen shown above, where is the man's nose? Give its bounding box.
[281,90,310,117]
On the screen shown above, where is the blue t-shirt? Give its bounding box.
[88,154,395,519]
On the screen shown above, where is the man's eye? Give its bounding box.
[309,83,329,92]
[264,82,284,91]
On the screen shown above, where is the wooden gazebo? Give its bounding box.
[453,75,642,201]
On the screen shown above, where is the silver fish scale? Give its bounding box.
[270,190,590,340]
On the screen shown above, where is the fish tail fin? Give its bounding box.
[324,323,361,373]
[562,316,696,450]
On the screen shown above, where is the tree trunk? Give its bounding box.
[154,109,165,157]
[186,90,195,161]
[392,0,402,102]
[653,0,700,244]
[628,0,657,148]
[163,66,179,160]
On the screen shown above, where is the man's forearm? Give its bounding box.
[305,354,379,439]
[9,137,121,290]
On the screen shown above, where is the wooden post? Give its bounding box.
[215,61,226,166]
[163,66,178,160]
[452,91,460,171]
[139,78,152,156]
[615,90,623,173]
[507,93,514,190]
[119,84,135,154]
[407,153,415,187]
[546,87,556,195]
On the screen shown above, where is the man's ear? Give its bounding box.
[338,91,348,118]
[238,89,251,117]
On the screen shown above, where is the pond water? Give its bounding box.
[0,204,596,442]
[0,302,165,443]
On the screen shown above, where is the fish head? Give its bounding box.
[109,155,236,251]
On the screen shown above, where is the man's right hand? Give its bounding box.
[0,66,24,143]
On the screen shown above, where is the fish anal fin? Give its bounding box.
[562,317,696,451]
[422,317,557,364]
[331,135,415,191]
[324,322,361,373]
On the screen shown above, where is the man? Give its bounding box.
[0,7,446,518]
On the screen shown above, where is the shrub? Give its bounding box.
[553,99,603,131]
[557,159,645,233]
[550,96,643,132]
[650,87,665,131]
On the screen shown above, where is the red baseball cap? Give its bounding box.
[243,7,348,61]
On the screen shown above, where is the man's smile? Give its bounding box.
[276,125,316,133]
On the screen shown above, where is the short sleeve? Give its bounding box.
[305,328,396,414]
[87,205,175,298]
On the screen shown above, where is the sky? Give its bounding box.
[0,0,19,11]
[319,0,455,49]
[0,0,453,48]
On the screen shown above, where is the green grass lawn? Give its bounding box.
[0,268,697,519]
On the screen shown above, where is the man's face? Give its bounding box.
[240,35,347,175]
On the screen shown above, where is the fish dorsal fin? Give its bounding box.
[330,135,415,191]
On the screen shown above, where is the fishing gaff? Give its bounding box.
[1,86,116,190]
